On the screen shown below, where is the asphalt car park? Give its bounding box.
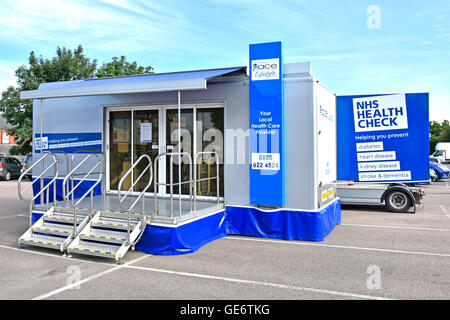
[0,176,449,301]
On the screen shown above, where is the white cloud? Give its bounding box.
[429,95,450,122]
[0,60,17,93]
[0,0,202,56]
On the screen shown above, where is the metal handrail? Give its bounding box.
[118,154,153,245]
[194,151,220,210]
[71,150,105,174]
[18,152,59,227]
[44,150,70,199]
[154,152,192,218]
[71,150,105,201]
[62,153,102,236]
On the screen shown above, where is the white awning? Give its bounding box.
[20,67,246,100]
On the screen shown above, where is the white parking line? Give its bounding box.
[123,264,393,300]
[0,214,28,219]
[0,244,392,300]
[430,205,450,217]
[224,236,450,258]
[436,205,448,214]
[32,255,149,300]
[340,223,450,232]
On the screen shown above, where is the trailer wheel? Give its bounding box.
[385,190,411,213]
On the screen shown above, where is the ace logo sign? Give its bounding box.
[249,41,284,206]
[251,58,280,81]
[353,94,408,132]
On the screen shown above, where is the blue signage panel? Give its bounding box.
[249,41,285,206]
[337,93,429,182]
[34,132,102,154]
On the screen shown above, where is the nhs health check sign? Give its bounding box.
[337,93,429,183]
[249,41,284,206]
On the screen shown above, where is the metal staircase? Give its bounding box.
[66,154,152,263]
[17,152,64,249]
[18,206,90,251]
[17,152,101,255]
[17,149,219,262]
[66,210,145,261]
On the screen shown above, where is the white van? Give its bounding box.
[432,142,450,163]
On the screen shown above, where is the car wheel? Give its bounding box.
[436,171,441,181]
[4,171,11,181]
[431,170,438,182]
[385,190,411,213]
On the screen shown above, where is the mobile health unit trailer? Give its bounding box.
[335,93,429,213]
[17,42,341,263]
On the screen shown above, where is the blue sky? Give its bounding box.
[0,0,449,120]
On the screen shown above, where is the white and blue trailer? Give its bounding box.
[17,42,341,262]
[335,93,429,213]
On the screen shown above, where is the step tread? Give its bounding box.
[92,218,138,229]
[44,214,85,223]
[33,222,73,235]
[80,229,127,242]
[100,211,143,220]
[68,241,120,256]
[20,233,66,246]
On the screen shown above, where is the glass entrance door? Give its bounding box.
[195,108,224,197]
[108,105,224,199]
[165,108,193,195]
[133,110,159,193]
[109,111,132,191]
[109,109,159,193]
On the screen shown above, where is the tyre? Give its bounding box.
[4,171,10,181]
[431,169,438,182]
[385,190,411,213]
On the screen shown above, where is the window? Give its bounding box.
[1,132,9,144]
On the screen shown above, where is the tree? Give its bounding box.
[429,120,450,154]
[96,56,153,78]
[0,45,98,154]
[0,46,153,155]
[438,127,450,143]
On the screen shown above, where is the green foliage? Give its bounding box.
[1,87,33,154]
[96,56,153,78]
[438,127,450,143]
[429,120,450,154]
[8,145,23,156]
[0,45,153,155]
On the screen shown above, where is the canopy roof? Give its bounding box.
[20,66,247,100]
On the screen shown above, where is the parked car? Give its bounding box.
[21,154,33,180]
[430,161,450,180]
[430,168,438,182]
[0,156,23,181]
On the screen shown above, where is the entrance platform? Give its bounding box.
[34,193,224,226]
